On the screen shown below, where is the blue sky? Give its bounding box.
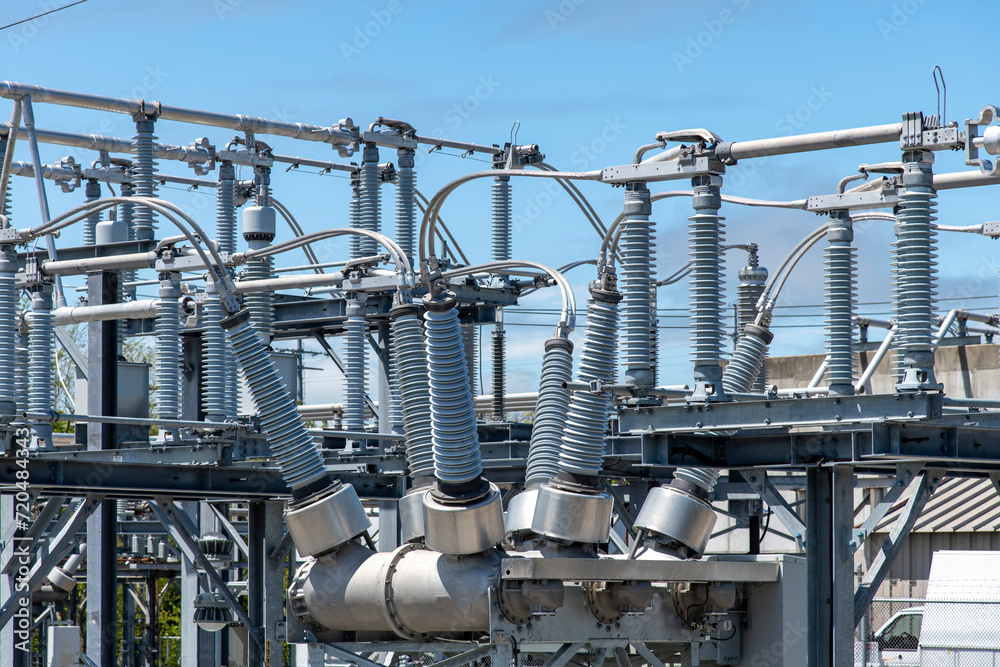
[2,0,998,402]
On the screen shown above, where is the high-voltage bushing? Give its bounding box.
[619,183,655,387]
[27,277,54,447]
[634,471,719,559]
[825,210,857,395]
[343,296,369,439]
[242,202,276,345]
[461,323,478,396]
[688,173,727,396]
[721,324,773,396]
[356,143,381,258]
[83,178,100,246]
[390,302,434,543]
[155,273,182,430]
[0,248,18,417]
[531,277,618,545]
[506,336,574,541]
[130,115,157,240]
[220,309,370,556]
[893,150,939,390]
[395,147,416,258]
[421,291,504,555]
[736,247,768,392]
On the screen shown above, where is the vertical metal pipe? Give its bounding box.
[892,150,938,389]
[0,100,22,222]
[20,95,65,307]
[620,183,655,386]
[825,211,857,395]
[688,174,726,390]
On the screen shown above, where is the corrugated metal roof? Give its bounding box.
[874,478,1000,533]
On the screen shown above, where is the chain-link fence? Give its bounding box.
[855,596,1000,666]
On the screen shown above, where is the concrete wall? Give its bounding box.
[766,343,999,399]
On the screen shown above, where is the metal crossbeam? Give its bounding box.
[737,469,806,550]
[150,497,263,651]
[853,474,933,627]
[543,643,586,667]
[0,495,103,630]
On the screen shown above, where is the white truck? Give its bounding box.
[858,550,1000,666]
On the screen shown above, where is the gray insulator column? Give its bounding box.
[558,286,620,479]
[156,274,182,428]
[462,324,478,395]
[492,175,512,261]
[242,204,276,345]
[131,118,157,241]
[119,181,136,301]
[343,298,368,434]
[649,283,659,386]
[423,293,482,486]
[525,337,574,485]
[688,174,726,389]
[202,281,231,422]
[215,163,238,415]
[348,170,362,258]
[395,148,416,259]
[825,211,857,395]
[491,325,505,421]
[216,162,237,254]
[357,143,380,258]
[620,184,655,386]
[892,150,938,388]
[15,325,27,416]
[491,174,511,418]
[83,179,100,246]
[390,304,433,480]
[736,258,768,392]
[0,249,18,417]
[223,312,330,494]
[28,284,54,447]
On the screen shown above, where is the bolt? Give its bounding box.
[849,540,857,547]
[857,530,864,539]
[596,622,602,629]
[695,421,703,428]
[756,485,763,492]
[749,476,756,483]
[904,470,911,478]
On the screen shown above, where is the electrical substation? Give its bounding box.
[1,77,1000,667]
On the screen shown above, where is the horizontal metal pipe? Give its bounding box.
[305,429,405,441]
[721,123,902,161]
[7,160,218,189]
[52,299,162,326]
[933,170,1000,190]
[233,272,344,294]
[41,252,157,276]
[0,82,356,146]
[414,134,501,155]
